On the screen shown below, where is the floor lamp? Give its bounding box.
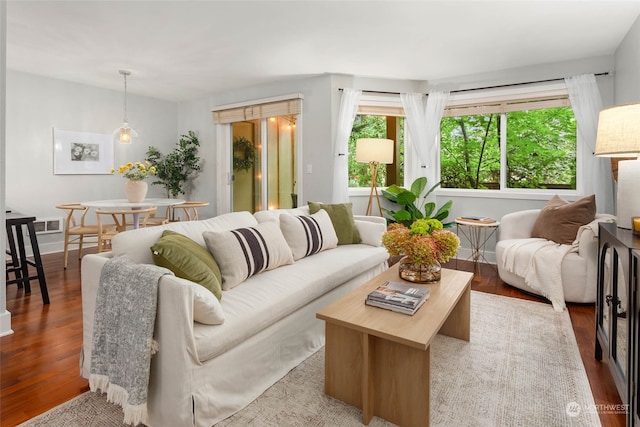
[595,103,640,230]
[356,138,394,216]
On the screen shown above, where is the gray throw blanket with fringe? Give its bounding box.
[89,257,173,426]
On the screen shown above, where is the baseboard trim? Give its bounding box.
[455,248,496,264]
[0,310,14,337]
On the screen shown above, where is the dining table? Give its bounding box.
[81,198,185,229]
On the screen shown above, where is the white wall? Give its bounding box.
[5,70,178,253]
[1,0,13,337]
[614,14,640,104]
[177,96,218,219]
[179,74,336,210]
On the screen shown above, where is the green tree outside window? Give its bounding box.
[440,106,576,190]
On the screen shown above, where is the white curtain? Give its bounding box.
[332,88,361,203]
[401,91,450,190]
[424,91,450,189]
[565,74,614,214]
[401,93,429,186]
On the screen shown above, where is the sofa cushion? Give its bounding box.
[279,209,338,260]
[151,230,223,301]
[203,222,294,290]
[112,211,258,265]
[192,244,389,362]
[254,206,310,225]
[531,194,596,244]
[308,201,361,245]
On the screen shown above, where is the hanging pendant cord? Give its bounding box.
[123,73,128,123]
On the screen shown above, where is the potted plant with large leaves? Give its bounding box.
[146,131,202,198]
[381,176,454,228]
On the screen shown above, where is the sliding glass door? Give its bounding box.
[213,95,303,215]
[230,114,297,213]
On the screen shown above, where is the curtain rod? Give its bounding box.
[338,72,610,96]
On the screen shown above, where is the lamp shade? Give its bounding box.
[113,122,138,144]
[355,138,394,164]
[595,103,640,157]
[595,103,640,229]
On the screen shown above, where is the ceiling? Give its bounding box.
[6,0,640,102]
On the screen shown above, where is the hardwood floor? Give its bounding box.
[0,251,626,426]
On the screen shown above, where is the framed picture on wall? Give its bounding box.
[53,128,114,174]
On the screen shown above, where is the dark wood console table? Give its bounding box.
[596,222,639,426]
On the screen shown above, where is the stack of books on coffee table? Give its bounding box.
[365,280,430,315]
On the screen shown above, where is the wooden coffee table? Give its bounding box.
[316,263,473,427]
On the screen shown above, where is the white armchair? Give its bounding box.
[495,209,614,303]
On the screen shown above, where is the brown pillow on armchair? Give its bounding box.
[531,194,596,245]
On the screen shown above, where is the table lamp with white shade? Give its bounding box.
[595,103,640,230]
[356,138,394,216]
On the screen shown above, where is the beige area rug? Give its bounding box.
[19,291,601,427]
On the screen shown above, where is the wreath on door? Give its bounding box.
[233,136,256,171]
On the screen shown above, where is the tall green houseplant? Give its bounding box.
[146,131,202,197]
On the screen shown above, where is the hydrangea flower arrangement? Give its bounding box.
[382,218,460,266]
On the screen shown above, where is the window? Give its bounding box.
[348,100,405,188]
[440,88,576,191]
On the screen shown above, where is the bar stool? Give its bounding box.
[5,212,50,304]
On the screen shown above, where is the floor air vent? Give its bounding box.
[31,217,63,235]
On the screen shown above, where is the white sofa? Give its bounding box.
[495,209,613,304]
[80,206,389,427]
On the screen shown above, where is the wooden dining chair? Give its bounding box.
[171,201,209,221]
[56,203,103,269]
[95,207,157,252]
[146,206,171,226]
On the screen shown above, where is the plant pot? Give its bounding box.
[124,180,148,203]
[398,257,441,284]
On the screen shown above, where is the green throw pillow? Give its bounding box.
[308,201,361,245]
[150,230,223,301]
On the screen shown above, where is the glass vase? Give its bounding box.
[398,257,441,284]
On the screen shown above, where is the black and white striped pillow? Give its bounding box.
[203,222,294,290]
[279,210,338,260]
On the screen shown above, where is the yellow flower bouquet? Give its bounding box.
[111,161,156,181]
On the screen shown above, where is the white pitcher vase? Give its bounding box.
[124,180,148,203]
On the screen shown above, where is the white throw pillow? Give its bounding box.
[279,210,339,260]
[177,278,225,325]
[203,222,294,290]
[354,219,385,247]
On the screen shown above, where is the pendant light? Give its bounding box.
[113,70,138,144]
